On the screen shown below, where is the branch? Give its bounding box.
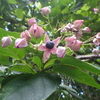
[76,54,100,59]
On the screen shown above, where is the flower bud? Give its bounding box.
[29,24,45,38]
[73,20,84,29]
[96,32,100,39]
[56,46,66,58]
[93,8,99,13]
[20,30,31,41]
[15,38,28,48]
[28,18,37,25]
[41,7,51,16]
[65,36,82,51]
[93,38,100,47]
[82,27,91,33]
[92,48,100,56]
[68,40,83,51]
[1,37,12,47]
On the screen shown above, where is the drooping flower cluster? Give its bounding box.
[1,7,84,63]
[92,32,100,55]
[60,20,90,51]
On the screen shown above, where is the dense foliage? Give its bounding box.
[0,0,100,100]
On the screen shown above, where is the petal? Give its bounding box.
[38,44,46,51]
[44,34,50,43]
[43,50,51,63]
[53,37,61,47]
[51,47,57,54]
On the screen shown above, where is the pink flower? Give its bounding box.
[65,23,74,31]
[92,48,100,56]
[1,37,12,47]
[38,35,61,63]
[73,20,84,29]
[74,30,82,40]
[56,46,66,58]
[93,38,100,46]
[96,32,100,39]
[82,27,91,33]
[20,30,31,41]
[41,7,51,16]
[93,8,99,13]
[29,24,45,38]
[15,38,28,48]
[28,18,37,25]
[65,36,83,51]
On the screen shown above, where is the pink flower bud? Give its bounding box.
[96,32,100,39]
[65,36,82,51]
[73,20,84,29]
[15,38,28,48]
[93,8,99,13]
[56,46,66,58]
[68,40,83,51]
[65,23,74,31]
[28,18,37,25]
[74,30,82,40]
[92,48,100,56]
[1,37,12,47]
[20,30,31,41]
[93,38,100,47]
[29,24,45,38]
[82,27,91,33]
[41,7,51,16]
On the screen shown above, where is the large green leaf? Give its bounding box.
[0,45,26,59]
[0,55,10,65]
[0,28,20,38]
[58,55,100,75]
[8,65,33,73]
[0,72,61,100]
[53,64,100,89]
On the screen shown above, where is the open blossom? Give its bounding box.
[82,27,91,33]
[41,7,51,16]
[38,35,61,63]
[65,36,83,51]
[15,38,28,48]
[20,30,31,41]
[1,37,12,47]
[56,46,66,58]
[29,24,45,38]
[28,18,37,25]
[73,20,84,29]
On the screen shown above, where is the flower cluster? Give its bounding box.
[61,20,91,51]
[92,32,100,55]
[1,7,87,63]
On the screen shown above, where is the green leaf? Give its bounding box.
[53,64,100,89]
[0,28,20,38]
[32,56,42,70]
[8,65,33,73]
[51,6,61,17]
[15,8,23,19]
[73,0,84,12]
[0,72,61,100]
[0,45,26,59]
[58,55,100,75]
[44,59,56,69]
[8,0,17,4]
[0,55,10,65]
